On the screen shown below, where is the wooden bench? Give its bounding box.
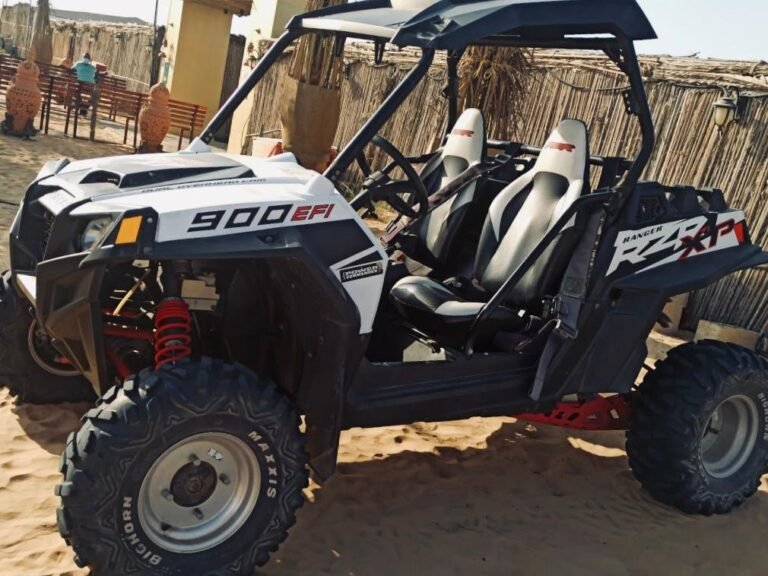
[0,62,15,99]
[169,100,207,150]
[0,54,209,150]
[38,67,83,133]
[97,84,145,147]
[61,80,98,139]
[100,75,128,91]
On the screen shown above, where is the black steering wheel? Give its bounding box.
[350,135,430,220]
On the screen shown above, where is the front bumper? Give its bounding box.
[12,254,107,394]
[9,177,155,394]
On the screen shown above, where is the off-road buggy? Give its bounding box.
[1,1,767,574]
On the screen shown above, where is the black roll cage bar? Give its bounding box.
[200,24,656,355]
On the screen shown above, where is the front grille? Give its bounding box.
[40,209,55,259]
[17,200,57,265]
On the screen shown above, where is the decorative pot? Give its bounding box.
[138,83,171,153]
[3,55,41,137]
[280,76,341,172]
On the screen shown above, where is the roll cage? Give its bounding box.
[202,0,656,198]
[198,0,659,353]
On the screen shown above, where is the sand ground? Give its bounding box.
[0,125,767,576]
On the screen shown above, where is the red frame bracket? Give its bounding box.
[516,395,632,431]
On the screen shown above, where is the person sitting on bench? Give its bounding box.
[71,53,97,117]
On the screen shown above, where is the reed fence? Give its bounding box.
[218,45,768,334]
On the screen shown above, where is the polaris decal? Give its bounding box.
[339,262,384,283]
[608,211,748,276]
[136,177,268,196]
[187,203,336,234]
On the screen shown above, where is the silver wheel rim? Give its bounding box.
[701,395,760,479]
[138,432,261,554]
[27,320,80,378]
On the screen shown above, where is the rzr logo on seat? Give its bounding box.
[608,212,748,276]
[187,203,335,233]
[452,128,475,137]
[545,142,576,152]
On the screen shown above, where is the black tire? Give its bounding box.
[627,340,768,515]
[57,358,309,575]
[0,271,96,403]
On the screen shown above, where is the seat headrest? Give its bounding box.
[533,119,589,184]
[443,108,486,164]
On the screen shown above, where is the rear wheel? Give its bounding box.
[627,340,768,515]
[0,271,95,403]
[57,359,308,575]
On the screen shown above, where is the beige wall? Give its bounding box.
[252,0,305,40]
[165,0,233,123]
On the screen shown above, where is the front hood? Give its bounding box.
[32,150,357,245]
[38,151,315,202]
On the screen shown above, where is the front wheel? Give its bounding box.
[0,271,95,403]
[57,359,309,575]
[627,340,768,515]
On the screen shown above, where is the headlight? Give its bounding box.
[80,217,113,251]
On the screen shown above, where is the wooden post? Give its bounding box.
[190,105,199,145]
[90,81,100,141]
[133,95,144,150]
[39,75,53,132]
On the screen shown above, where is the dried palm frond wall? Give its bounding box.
[30,0,53,64]
[459,46,532,138]
[245,46,768,333]
[289,0,345,89]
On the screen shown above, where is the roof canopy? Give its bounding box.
[293,0,657,50]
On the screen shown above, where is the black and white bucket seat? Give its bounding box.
[390,119,591,343]
[407,108,487,269]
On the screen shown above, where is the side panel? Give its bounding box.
[607,210,748,277]
[344,355,538,429]
[538,200,766,401]
[80,177,388,334]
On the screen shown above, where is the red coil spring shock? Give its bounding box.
[154,298,192,368]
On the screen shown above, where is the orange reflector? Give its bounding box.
[115,216,143,245]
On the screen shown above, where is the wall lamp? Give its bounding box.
[713,88,747,129]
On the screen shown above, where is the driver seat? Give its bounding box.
[405,108,487,270]
[390,119,590,345]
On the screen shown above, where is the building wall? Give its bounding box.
[252,0,305,40]
[165,0,233,123]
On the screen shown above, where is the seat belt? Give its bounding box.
[529,209,605,401]
[555,209,606,338]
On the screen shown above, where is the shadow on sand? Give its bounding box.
[264,421,768,576]
[8,394,767,576]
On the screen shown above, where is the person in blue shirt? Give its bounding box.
[71,52,97,83]
[70,53,97,117]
